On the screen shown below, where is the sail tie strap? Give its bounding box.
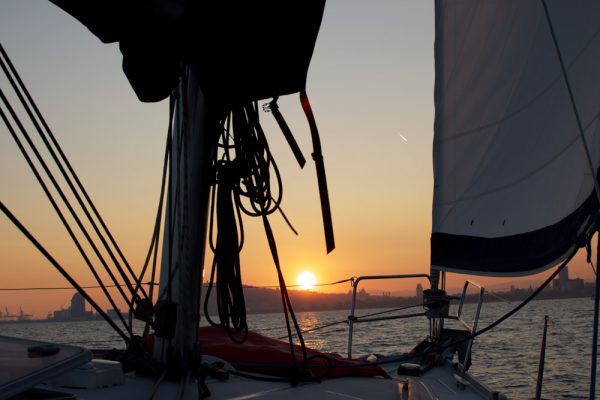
[300,91,335,253]
[265,98,306,168]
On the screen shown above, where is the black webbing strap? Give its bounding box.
[267,98,306,168]
[300,91,335,253]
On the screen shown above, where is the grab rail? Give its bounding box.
[347,274,430,358]
[455,280,485,380]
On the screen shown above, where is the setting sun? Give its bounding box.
[297,271,317,290]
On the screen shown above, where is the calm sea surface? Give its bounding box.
[0,297,596,399]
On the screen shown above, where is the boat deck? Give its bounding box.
[24,356,502,400]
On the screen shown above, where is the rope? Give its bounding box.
[243,278,355,289]
[0,99,134,336]
[202,101,319,382]
[213,249,578,376]
[276,304,423,340]
[0,44,147,301]
[0,201,132,345]
[0,283,155,291]
[0,277,355,291]
[485,291,512,304]
[130,94,174,332]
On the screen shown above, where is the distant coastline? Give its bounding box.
[1,280,594,324]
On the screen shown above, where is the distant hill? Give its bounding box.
[201,278,596,317]
[201,284,422,316]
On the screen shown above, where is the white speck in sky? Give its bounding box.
[397,133,408,142]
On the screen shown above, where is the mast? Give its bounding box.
[154,65,214,372]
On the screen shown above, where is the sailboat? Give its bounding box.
[2,0,600,399]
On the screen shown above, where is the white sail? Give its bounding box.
[432,0,600,275]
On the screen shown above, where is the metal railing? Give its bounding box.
[346,274,430,358]
[454,280,485,380]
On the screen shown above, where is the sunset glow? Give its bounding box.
[297,271,317,290]
[1,2,598,320]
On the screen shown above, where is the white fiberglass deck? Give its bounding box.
[35,357,501,400]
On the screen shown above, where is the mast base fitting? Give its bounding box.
[154,300,178,339]
[423,289,450,319]
[133,298,154,323]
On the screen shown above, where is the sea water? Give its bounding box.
[0,297,596,399]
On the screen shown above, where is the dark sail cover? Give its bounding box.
[431,0,600,275]
[49,0,326,104]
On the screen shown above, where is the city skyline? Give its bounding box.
[2,271,595,320]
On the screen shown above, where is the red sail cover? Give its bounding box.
[198,327,388,379]
[148,327,388,379]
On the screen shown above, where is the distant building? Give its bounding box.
[53,308,70,321]
[71,293,86,319]
[47,292,94,321]
[416,283,423,298]
[570,278,585,291]
[559,266,569,281]
[552,265,584,292]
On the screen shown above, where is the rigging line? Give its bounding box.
[205,106,259,342]
[263,214,309,374]
[373,249,578,368]
[305,251,580,372]
[244,258,578,373]
[541,0,600,205]
[547,318,593,353]
[234,106,282,219]
[473,256,571,337]
[214,258,580,375]
[134,96,174,302]
[591,231,600,400]
[0,45,146,300]
[357,304,423,319]
[485,291,512,304]
[0,117,133,336]
[147,367,170,400]
[276,304,423,340]
[202,277,354,290]
[227,101,307,368]
[275,319,346,339]
[157,70,189,359]
[154,80,185,313]
[0,283,154,291]
[243,278,354,289]
[165,74,190,307]
[139,111,172,339]
[0,201,132,345]
[0,88,134,311]
[0,102,134,336]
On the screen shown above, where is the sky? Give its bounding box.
[0,1,596,318]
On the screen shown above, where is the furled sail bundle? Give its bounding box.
[49,0,326,104]
[431,0,600,275]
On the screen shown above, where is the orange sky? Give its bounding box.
[1,1,598,319]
